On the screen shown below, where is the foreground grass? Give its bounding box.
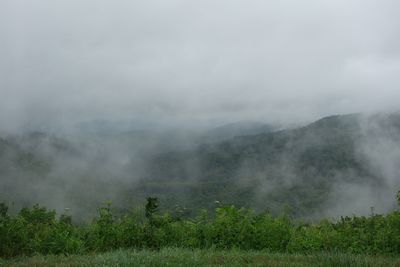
[1,248,400,267]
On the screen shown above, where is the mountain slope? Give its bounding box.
[201,121,276,143]
[130,113,400,218]
[1,113,400,220]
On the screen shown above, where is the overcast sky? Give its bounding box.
[1,0,400,131]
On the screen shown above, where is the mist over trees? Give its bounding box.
[2,1,400,263]
[1,113,400,221]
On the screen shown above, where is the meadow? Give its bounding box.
[2,248,400,267]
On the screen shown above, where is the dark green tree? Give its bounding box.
[145,197,159,220]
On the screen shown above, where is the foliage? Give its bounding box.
[3,114,400,221]
[145,197,159,220]
[129,114,384,217]
[2,194,400,258]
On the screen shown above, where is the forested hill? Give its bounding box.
[132,113,400,218]
[1,113,400,220]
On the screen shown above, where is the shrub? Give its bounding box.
[2,195,400,258]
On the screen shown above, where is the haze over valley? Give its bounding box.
[2,0,400,222]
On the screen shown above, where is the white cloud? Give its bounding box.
[1,0,400,131]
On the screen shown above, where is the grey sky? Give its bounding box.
[1,0,400,131]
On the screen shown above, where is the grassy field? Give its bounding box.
[1,248,400,267]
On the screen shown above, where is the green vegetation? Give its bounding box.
[2,248,400,267]
[130,114,392,217]
[2,196,400,259]
[2,113,400,220]
[2,113,400,266]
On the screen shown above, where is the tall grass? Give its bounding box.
[2,248,400,267]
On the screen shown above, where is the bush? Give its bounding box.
[2,197,400,258]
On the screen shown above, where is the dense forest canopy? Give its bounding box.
[1,113,400,221]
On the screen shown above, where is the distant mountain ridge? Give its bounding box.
[202,121,276,143]
[1,113,400,220]
[131,113,400,218]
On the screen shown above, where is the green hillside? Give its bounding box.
[130,113,400,217]
[1,113,400,219]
